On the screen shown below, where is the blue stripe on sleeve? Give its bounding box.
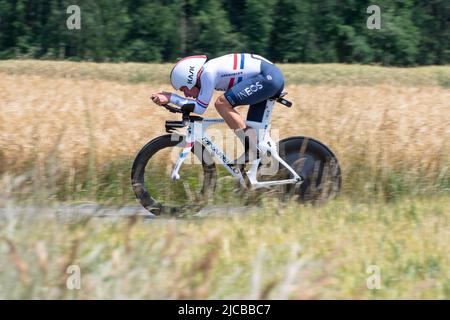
[240,53,245,69]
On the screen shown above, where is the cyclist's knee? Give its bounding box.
[214,95,232,111]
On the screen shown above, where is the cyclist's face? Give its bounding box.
[181,86,200,98]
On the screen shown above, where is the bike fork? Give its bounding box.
[171,125,195,180]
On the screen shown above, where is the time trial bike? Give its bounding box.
[131,92,341,215]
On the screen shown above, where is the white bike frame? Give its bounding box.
[171,98,302,189]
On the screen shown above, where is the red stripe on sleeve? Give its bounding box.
[227,77,235,90]
[233,53,237,70]
[197,67,204,81]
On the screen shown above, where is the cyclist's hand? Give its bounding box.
[150,92,171,105]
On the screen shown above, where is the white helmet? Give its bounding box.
[170,55,207,90]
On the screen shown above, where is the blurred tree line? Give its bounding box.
[0,0,448,65]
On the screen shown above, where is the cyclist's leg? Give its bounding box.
[246,100,267,122]
[214,95,245,130]
[224,61,284,111]
[223,62,284,162]
[246,83,283,122]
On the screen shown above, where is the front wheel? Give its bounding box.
[131,134,217,215]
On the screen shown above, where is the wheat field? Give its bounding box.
[0,60,449,299]
[0,61,449,201]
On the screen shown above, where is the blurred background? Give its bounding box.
[0,0,448,65]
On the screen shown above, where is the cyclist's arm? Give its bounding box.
[169,94,206,114]
[169,70,215,115]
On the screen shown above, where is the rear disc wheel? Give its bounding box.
[253,136,341,203]
[279,136,341,202]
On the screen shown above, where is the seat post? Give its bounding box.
[249,99,275,145]
[261,99,275,130]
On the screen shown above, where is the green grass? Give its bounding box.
[0,196,448,299]
[1,59,449,87]
[5,156,448,207]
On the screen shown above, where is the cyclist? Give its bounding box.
[151,53,285,162]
